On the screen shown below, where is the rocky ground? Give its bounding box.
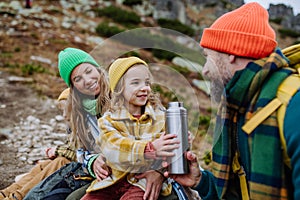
[0,70,68,189]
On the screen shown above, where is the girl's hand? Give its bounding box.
[152,133,180,158]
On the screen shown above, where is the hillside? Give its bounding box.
[0,0,297,97]
[0,0,298,189]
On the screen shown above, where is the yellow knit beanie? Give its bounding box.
[108,57,147,92]
[57,88,70,101]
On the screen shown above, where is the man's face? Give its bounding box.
[202,48,234,103]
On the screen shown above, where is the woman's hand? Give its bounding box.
[135,170,164,200]
[45,147,57,159]
[93,154,112,181]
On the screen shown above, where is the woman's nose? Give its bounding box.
[83,75,93,86]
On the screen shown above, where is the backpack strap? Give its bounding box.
[242,98,282,134]
[282,44,300,74]
[242,74,300,168]
[242,44,300,168]
[232,152,249,200]
[277,74,300,169]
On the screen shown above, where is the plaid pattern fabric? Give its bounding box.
[87,103,172,196]
[212,48,295,199]
[55,145,76,161]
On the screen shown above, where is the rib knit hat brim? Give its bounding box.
[58,47,99,86]
[108,57,147,92]
[200,2,277,59]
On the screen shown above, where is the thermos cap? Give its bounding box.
[168,102,184,107]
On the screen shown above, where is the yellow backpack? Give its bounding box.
[242,44,300,169]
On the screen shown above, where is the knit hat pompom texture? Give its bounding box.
[58,47,99,86]
[200,2,277,59]
[109,57,147,92]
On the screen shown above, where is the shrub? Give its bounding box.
[95,22,124,37]
[96,6,141,25]
[123,0,143,6]
[123,51,140,57]
[293,40,300,45]
[157,18,195,36]
[14,47,21,52]
[21,63,46,75]
[199,115,211,130]
[152,49,177,60]
[2,62,18,69]
[112,28,203,63]
[278,28,300,38]
[170,64,190,76]
[270,18,282,24]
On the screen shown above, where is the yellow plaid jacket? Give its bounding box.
[87,103,171,195]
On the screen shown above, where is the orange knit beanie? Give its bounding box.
[200,2,277,59]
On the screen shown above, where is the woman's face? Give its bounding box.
[70,63,101,96]
[122,64,151,115]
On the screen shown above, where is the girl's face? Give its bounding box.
[70,63,101,96]
[122,64,151,115]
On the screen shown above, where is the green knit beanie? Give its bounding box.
[58,47,99,86]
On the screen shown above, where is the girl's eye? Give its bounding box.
[131,81,139,85]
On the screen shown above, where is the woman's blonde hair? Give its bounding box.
[110,64,163,113]
[66,67,110,150]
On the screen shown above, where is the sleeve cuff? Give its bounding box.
[144,142,157,159]
[87,154,99,178]
[194,170,219,199]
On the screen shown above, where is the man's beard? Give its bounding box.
[210,79,225,104]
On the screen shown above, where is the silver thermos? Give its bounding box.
[165,102,189,174]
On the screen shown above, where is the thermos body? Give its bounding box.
[165,102,189,174]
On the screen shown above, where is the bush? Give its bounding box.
[21,63,46,75]
[152,49,177,60]
[95,22,124,37]
[199,115,211,129]
[157,18,195,36]
[123,0,143,6]
[170,64,190,76]
[293,40,300,45]
[112,28,203,63]
[96,6,141,25]
[14,47,21,52]
[270,18,282,24]
[278,28,300,38]
[123,51,140,57]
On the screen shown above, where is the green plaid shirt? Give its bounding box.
[199,48,298,200]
